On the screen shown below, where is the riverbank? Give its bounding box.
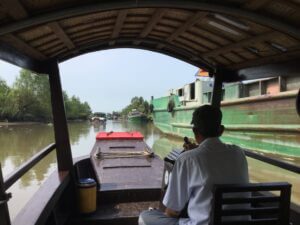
[0,122,43,127]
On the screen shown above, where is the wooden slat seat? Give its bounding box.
[210,182,292,225]
[98,188,162,204]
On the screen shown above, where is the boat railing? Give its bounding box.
[1,143,300,225]
[244,150,300,174]
[0,143,56,225]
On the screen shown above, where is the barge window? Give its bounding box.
[265,78,280,95]
[244,82,260,97]
[203,92,211,103]
[190,83,195,100]
[178,88,183,97]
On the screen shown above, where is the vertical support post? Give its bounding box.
[211,73,223,108]
[0,163,11,225]
[279,76,286,92]
[48,61,73,171]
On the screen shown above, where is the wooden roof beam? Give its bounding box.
[134,9,165,45]
[202,31,276,58]
[157,11,208,49]
[0,0,28,20]
[109,10,127,46]
[0,34,46,60]
[48,22,75,49]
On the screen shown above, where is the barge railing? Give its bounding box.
[0,143,56,225]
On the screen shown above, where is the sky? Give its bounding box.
[0,49,198,113]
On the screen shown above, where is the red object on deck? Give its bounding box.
[96,131,144,140]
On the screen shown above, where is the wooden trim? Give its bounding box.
[134,8,165,45]
[0,1,299,40]
[48,61,73,171]
[0,0,28,20]
[0,41,47,74]
[4,143,56,190]
[109,10,127,45]
[213,182,292,193]
[0,34,47,60]
[47,22,75,49]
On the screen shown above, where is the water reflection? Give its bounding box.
[0,124,55,178]
[0,120,299,219]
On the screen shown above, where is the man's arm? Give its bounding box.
[165,208,180,218]
[162,158,190,218]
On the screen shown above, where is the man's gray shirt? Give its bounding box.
[163,137,249,225]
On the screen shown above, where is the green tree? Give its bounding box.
[13,69,51,121]
[0,78,11,120]
[121,96,150,117]
[1,70,92,122]
[64,95,91,120]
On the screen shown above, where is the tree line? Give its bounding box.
[121,96,150,117]
[0,69,91,122]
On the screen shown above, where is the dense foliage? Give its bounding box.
[0,69,91,122]
[121,96,150,117]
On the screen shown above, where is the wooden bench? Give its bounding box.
[210,182,291,225]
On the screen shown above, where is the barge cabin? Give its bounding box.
[0,1,300,225]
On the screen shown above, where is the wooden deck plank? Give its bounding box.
[90,140,164,192]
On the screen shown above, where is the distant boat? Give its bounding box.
[90,112,106,123]
[128,109,147,122]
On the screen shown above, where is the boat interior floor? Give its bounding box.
[68,201,160,225]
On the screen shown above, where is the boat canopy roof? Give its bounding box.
[0,0,300,81]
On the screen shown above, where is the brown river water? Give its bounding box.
[0,120,299,220]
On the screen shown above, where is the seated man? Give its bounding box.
[139,105,249,225]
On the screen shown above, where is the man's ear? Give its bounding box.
[219,125,225,136]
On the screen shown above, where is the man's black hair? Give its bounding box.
[191,105,222,137]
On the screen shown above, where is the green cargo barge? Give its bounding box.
[151,76,300,157]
